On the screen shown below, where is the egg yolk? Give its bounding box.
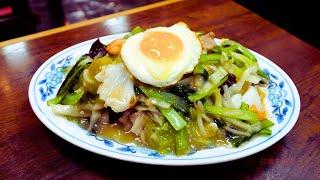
[140,31,183,61]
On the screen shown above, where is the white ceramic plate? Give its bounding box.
[29,33,300,166]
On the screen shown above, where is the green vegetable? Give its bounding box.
[212,89,222,107]
[144,122,176,154]
[232,65,244,79]
[175,128,190,156]
[204,104,260,123]
[47,96,64,106]
[221,117,273,135]
[229,136,248,147]
[251,119,273,134]
[186,121,218,149]
[193,63,205,74]
[257,69,269,80]
[221,39,257,63]
[199,53,221,63]
[260,119,274,129]
[222,63,243,80]
[139,86,189,113]
[124,26,145,39]
[233,57,245,68]
[159,107,187,131]
[188,82,214,102]
[188,67,227,102]
[139,86,188,131]
[226,119,274,146]
[230,51,253,67]
[209,67,228,85]
[240,102,249,110]
[149,97,171,109]
[212,46,222,53]
[189,107,197,121]
[61,88,85,105]
[224,118,252,132]
[220,45,237,54]
[51,104,91,117]
[257,128,272,135]
[161,93,190,113]
[48,56,91,106]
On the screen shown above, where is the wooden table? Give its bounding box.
[1,0,319,179]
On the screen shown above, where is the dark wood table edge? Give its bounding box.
[0,0,183,48]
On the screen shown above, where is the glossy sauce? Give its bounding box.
[186,121,228,149]
[96,123,140,144]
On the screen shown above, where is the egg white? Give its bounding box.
[121,22,201,87]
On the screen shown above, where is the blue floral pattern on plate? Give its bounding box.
[87,132,162,158]
[38,55,72,101]
[264,69,292,123]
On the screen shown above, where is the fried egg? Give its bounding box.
[121,22,201,87]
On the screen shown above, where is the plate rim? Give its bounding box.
[28,33,300,166]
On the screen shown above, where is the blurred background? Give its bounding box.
[0,0,318,48]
